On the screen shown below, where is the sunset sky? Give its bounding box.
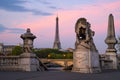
[0,0,120,53]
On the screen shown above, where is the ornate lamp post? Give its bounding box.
[20,28,38,71]
[21,28,36,53]
[63,54,67,68]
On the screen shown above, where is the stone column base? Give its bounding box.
[20,53,39,71]
[105,52,118,69]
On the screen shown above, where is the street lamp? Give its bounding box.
[63,54,67,68]
[48,54,51,59]
[63,54,66,59]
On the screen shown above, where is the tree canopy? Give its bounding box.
[34,49,73,59]
[12,46,23,55]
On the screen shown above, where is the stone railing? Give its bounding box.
[0,56,47,71]
[0,56,21,71]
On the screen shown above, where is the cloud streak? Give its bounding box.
[0,24,25,33]
[32,10,53,16]
[0,24,7,32]
[0,0,28,12]
[0,0,53,16]
[37,0,51,5]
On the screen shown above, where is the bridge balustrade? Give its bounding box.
[0,56,20,71]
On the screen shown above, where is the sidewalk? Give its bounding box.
[0,70,120,80]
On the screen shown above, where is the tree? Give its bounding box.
[12,46,23,55]
[34,48,73,59]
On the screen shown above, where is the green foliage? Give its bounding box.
[12,46,23,55]
[34,48,73,59]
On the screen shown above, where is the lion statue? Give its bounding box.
[75,18,95,48]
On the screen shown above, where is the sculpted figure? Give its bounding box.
[24,39,33,53]
[75,18,95,48]
[73,18,101,73]
[24,45,32,53]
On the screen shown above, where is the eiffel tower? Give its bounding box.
[53,16,61,49]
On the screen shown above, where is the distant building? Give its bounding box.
[0,43,22,55]
[3,45,16,55]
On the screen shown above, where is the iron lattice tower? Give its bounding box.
[53,16,61,49]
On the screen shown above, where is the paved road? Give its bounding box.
[0,70,120,80]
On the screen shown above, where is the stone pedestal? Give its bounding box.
[72,42,101,73]
[20,53,39,71]
[105,52,118,69]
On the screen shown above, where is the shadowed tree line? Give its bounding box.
[34,49,73,59]
[12,46,23,55]
[11,47,73,59]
